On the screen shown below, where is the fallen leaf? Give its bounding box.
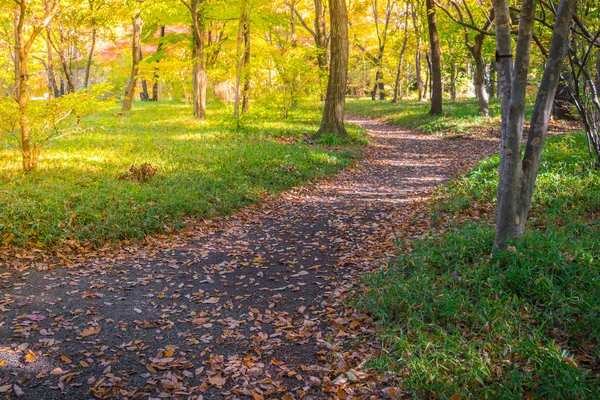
[80,327,101,337]
[207,374,227,388]
[24,350,37,363]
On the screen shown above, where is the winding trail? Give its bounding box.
[0,116,498,399]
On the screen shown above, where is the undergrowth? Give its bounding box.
[0,101,365,249]
[357,133,600,398]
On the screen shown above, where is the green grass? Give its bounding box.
[0,101,365,248]
[345,97,504,136]
[357,133,600,398]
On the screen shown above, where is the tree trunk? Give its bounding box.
[191,0,207,119]
[469,31,490,116]
[315,0,348,138]
[473,52,489,116]
[412,4,423,102]
[234,0,248,119]
[493,0,576,249]
[122,11,143,112]
[139,47,150,101]
[450,62,457,101]
[51,30,76,93]
[392,4,410,104]
[314,0,328,72]
[84,23,96,88]
[426,0,442,115]
[242,17,251,114]
[489,61,496,98]
[44,30,59,98]
[152,26,165,101]
[14,0,59,171]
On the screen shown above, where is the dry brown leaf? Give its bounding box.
[80,326,101,337]
[207,374,227,388]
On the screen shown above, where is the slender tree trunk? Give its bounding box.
[411,4,423,101]
[426,0,442,114]
[489,61,496,98]
[234,0,248,119]
[51,30,76,93]
[392,5,409,103]
[242,17,251,113]
[44,29,59,98]
[315,0,348,137]
[468,31,490,116]
[191,0,207,119]
[450,62,457,101]
[139,47,150,101]
[122,11,143,112]
[152,26,165,101]
[84,22,96,88]
[493,0,576,249]
[473,52,489,116]
[314,0,328,71]
[14,0,59,171]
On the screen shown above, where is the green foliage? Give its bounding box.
[0,86,112,155]
[0,101,364,248]
[357,133,600,398]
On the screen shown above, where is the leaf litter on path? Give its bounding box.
[0,116,498,399]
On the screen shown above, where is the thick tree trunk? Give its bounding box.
[426,0,442,115]
[494,0,576,249]
[315,0,348,138]
[122,11,142,112]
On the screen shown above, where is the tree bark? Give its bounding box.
[412,4,423,101]
[44,29,59,98]
[392,3,410,104]
[494,0,576,249]
[139,47,150,101]
[315,0,348,138]
[234,0,249,119]
[242,16,251,114]
[122,10,143,112]
[450,62,457,101]
[152,26,165,101]
[84,13,97,89]
[426,0,442,115]
[189,0,207,119]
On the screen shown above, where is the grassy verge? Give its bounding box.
[345,98,502,136]
[357,133,600,398]
[0,101,365,249]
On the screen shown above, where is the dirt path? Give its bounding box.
[0,117,498,399]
